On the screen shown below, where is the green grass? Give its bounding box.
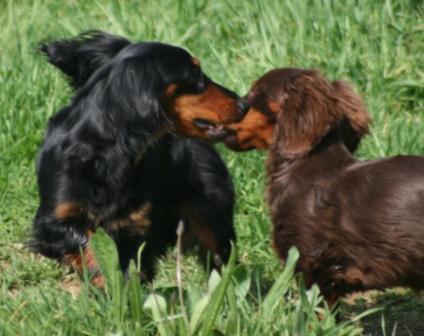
[0,0,423,334]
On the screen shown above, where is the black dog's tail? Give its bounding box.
[39,30,131,88]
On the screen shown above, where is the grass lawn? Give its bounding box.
[1,0,423,335]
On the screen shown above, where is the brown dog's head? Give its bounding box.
[225,68,371,157]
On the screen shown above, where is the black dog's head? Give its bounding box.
[40,31,244,141]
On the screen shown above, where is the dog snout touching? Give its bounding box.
[236,98,250,119]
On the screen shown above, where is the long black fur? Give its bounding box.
[31,31,236,280]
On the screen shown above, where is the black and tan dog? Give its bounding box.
[31,31,248,285]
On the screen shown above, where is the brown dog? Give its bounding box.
[225,68,424,305]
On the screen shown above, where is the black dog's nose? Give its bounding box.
[237,98,250,116]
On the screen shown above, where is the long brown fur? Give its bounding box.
[226,68,424,305]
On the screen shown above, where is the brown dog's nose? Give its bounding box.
[237,98,250,117]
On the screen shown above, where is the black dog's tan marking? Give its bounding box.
[55,202,85,220]
[31,31,237,284]
[164,82,242,139]
[107,203,152,234]
[64,240,104,288]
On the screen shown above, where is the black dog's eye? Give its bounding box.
[183,68,206,93]
[188,71,198,82]
[196,78,206,91]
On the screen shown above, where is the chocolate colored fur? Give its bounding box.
[226,68,424,305]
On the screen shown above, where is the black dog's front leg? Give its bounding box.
[30,204,104,286]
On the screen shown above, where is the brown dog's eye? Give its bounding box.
[247,88,261,102]
[249,85,261,97]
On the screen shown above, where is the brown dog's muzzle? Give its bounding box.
[223,97,276,151]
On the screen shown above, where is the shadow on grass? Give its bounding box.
[343,289,424,336]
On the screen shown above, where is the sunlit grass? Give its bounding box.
[1,0,423,334]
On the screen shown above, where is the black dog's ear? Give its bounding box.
[100,56,169,135]
[60,57,170,185]
[39,30,130,88]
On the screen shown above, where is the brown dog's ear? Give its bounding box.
[332,80,371,152]
[275,71,341,158]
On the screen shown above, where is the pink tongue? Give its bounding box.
[206,125,227,140]
[224,133,237,144]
